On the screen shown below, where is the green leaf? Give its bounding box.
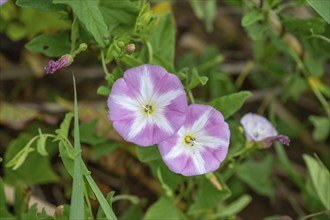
[55,112,73,140]
[284,75,308,101]
[144,196,186,220]
[209,91,251,119]
[282,18,326,36]
[85,175,117,220]
[54,0,109,47]
[6,146,34,170]
[21,204,38,220]
[92,142,119,161]
[119,204,143,220]
[306,0,330,24]
[120,54,144,68]
[149,160,184,191]
[37,129,48,156]
[309,116,330,142]
[136,146,161,162]
[236,156,274,197]
[148,13,175,71]
[241,10,263,27]
[69,75,85,220]
[25,32,71,57]
[79,120,106,145]
[274,143,304,190]
[303,154,330,209]
[97,85,111,97]
[189,0,217,32]
[7,9,70,41]
[96,191,115,220]
[0,178,15,219]
[186,68,208,91]
[16,0,66,11]
[15,184,30,218]
[59,141,74,177]
[99,0,139,36]
[215,194,252,218]
[189,174,231,212]
[245,22,268,40]
[4,133,59,185]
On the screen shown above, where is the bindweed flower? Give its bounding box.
[44,54,73,74]
[159,104,230,176]
[107,64,187,146]
[240,113,290,148]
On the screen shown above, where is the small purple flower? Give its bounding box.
[240,113,290,148]
[159,104,230,176]
[44,54,73,74]
[107,64,187,146]
[0,0,8,6]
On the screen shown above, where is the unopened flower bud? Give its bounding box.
[283,33,303,58]
[117,41,125,48]
[44,54,73,74]
[268,10,282,35]
[78,43,88,52]
[125,43,135,54]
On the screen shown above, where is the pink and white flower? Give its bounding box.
[159,104,230,176]
[240,113,290,148]
[108,64,187,146]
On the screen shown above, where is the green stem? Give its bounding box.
[300,209,330,220]
[188,90,195,104]
[70,15,78,54]
[101,50,111,75]
[309,34,330,44]
[112,195,139,204]
[223,143,253,181]
[84,185,94,220]
[146,41,153,64]
[311,86,330,119]
[85,174,117,220]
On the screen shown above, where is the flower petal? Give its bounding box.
[159,104,230,176]
[153,110,174,134]
[153,89,184,109]
[190,108,212,133]
[108,64,188,146]
[240,113,277,142]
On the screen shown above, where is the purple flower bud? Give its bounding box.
[44,54,73,74]
[240,113,290,148]
[125,43,135,54]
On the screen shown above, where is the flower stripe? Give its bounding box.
[159,104,230,176]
